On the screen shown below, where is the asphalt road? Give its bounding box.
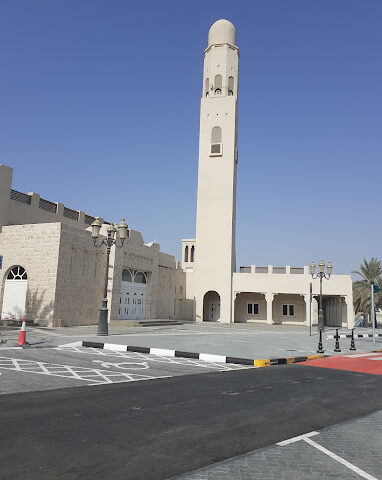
[1,363,381,480]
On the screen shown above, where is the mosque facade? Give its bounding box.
[0,20,353,328]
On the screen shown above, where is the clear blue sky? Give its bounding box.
[1,1,381,275]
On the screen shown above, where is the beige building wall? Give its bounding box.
[272,294,306,325]
[106,227,188,323]
[234,292,267,323]
[233,266,354,327]
[0,223,107,327]
[54,223,106,327]
[0,223,61,326]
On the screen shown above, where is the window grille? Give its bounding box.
[291,267,304,274]
[211,126,222,143]
[39,198,57,214]
[228,76,234,96]
[239,267,251,273]
[273,267,286,274]
[214,74,222,94]
[255,266,268,274]
[7,266,27,280]
[122,269,133,282]
[63,207,79,221]
[10,189,31,205]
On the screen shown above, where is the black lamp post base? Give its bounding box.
[317,329,324,354]
[97,307,109,336]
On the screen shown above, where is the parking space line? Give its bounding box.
[304,437,378,480]
[278,430,378,480]
[0,356,167,385]
[277,431,318,445]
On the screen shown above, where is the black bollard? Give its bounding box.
[350,328,356,351]
[334,328,341,352]
[317,329,324,353]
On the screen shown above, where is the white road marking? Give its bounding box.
[304,437,378,480]
[277,431,319,445]
[0,356,164,385]
[343,353,379,358]
[55,346,251,371]
[92,359,149,370]
[278,431,378,480]
[367,356,382,361]
[58,341,82,348]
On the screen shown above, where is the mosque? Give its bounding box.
[0,20,354,328]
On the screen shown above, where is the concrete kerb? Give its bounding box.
[71,341,325,368]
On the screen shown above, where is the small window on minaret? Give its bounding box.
[190,245,195,262]
[211,126,222,143]
[214,75,222,95]
[185,246,189,262]
[228,76,234,96]
[205,78,209,97]
[210,126,222,156]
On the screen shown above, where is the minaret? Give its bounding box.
[194,19,239,323]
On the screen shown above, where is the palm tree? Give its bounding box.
[352,257,382,325]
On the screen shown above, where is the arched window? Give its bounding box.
[7,266,27,280]
[210,126,222,155]
[190,245,195,262]
[228,76,234,96]
[211,126,222,143]
[184,245,189,262]
[205,78,209,97]
[121,269,133,282]
[134,271,146,284]
[214,75,222,94]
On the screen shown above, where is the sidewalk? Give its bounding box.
[3,322,380,360]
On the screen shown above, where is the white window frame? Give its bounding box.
[282,304,295,316]
[247,303,259,315]
[210,143,223,157]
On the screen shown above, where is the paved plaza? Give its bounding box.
[170,410,382,480]
[1,323,380,360]
[0,344,249,395]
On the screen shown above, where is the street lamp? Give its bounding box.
[91,217,129,336]
[310,260,332,352]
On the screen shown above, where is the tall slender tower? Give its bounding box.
[194,19,239,323]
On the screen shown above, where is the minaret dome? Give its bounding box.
[208,19,236,47]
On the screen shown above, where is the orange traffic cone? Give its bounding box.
[17,317,27,346]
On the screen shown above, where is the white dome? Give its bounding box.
[208,19,236,47]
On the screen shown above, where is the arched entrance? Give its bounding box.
[203,291,220,322]
[1,266,28,319]
[119,269,147,320]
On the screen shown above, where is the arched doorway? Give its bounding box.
[203,291,220,322]
[1,266,28,319]
[119,269,147,320]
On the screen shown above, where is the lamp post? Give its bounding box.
[310,260,332,353]
[91,217,129,336]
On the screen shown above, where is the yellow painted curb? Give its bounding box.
[254,359,270,367]
[307,355,324,360]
